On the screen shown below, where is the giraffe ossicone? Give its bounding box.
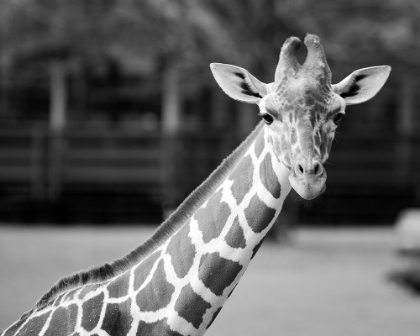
[2,34,390,336]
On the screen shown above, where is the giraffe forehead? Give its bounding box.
[264,83,338,127]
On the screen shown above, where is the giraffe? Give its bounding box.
[1,34,390,336]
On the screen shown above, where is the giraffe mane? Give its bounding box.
[26,121,265,317]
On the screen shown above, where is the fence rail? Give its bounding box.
[0,127,418,223]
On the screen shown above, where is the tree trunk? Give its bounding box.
[48,62,67,201]
[49,62,67,133]
[162,62,181,134]
[161,62,182,218]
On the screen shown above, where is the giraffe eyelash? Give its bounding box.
[259,112,274,125]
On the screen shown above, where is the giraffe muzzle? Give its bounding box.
[289,159,327,200]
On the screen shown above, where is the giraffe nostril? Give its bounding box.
[313,162,320,175]
[297,164,304,174]
[295,161,323,176]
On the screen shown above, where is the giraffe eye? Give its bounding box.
[261,113,274,125]
[333,113,344,125]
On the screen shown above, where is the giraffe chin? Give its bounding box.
[288,175,326,200]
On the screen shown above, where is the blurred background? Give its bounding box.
[1,0,420,334]
[0,0,419,225]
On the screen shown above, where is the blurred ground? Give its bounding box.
[0,226,419,336]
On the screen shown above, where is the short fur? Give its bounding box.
[20,122,265,321]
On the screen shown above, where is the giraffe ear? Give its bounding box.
[332,66,391,105]
[210,63,268,104]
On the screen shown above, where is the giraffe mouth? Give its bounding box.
[288,166,327,200]
[289,176,326,200]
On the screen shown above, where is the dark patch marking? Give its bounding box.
[355,74,367,81]
[81,292,105,332]
[65,288,79,302]
[244,195,276,233]
[260,155,281,198]
[34,124,266,312]
[314,102,325,113]
[102,299,133,336]
[166,224,196,278]
[136,319,182,336]
[3,317,26,336]
[195,189,231,244]
[225,217,247,249]
[341,74,367,98]
[16,312,51,336]
[107,272,130,299]
[251,237,266,259]
[240,82,262,98]
[253,129,265,158]
[44,306,76,336]
[234,72,245,80]
[133,250,160,291]
[53,293,64,307]
[284,101,295,112]
[68,304,78,326]
[230,155,253,205]
[174,284,211,329]
[305,95,315,107]
[311,90,325,104]
[136,260,175,312]
[206,307,223,329]
[198,253,243,296]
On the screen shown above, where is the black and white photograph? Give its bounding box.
[0,1,419,335]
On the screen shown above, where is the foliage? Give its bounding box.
[0,0,418,95]
[275,0,420,65]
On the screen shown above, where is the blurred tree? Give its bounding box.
[206,0,293,76]
[275,0,420,65]
[0,0,239,130]
[0,0,243,205]
[2,0,418,128]
[204,0,296,133]
[274,0,420,184]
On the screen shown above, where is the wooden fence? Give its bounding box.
[0,126,418,224]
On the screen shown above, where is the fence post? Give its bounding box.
[30,125,47,201]
[396,70,414,185]
[47,61,67,202]
[161,61,182,219]
[0,56,12,118]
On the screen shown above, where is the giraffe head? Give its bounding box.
[210,34,390,200]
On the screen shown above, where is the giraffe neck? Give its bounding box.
[2,123,292,336]
[129,123,292,335]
